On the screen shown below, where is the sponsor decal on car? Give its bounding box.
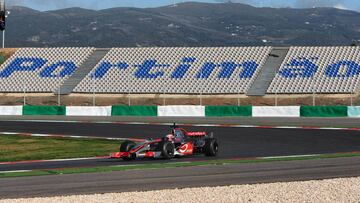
[178,143,193,154]
[186,132,206,136]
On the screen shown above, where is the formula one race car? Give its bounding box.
[110,124,218,161]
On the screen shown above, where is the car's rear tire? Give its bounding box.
[204,138,218,157]
[120,141,136,161]
[160,141,175,159]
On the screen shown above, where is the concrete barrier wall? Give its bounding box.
[205,106,252,117]
[347,106,360,117]
[253,106,300,117]
[0,106,23,115]
[300,106,348,117]
[66,106,112,116]
[158,106,205,117]
[23,106,66,116]
[111,106,158,116]
[0,105,356,117]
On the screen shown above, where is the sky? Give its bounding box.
[7,0,360,12]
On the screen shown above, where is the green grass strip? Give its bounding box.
[0,135,121,162]
[1,152,360,178]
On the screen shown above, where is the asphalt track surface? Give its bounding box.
[1,119,360,198]
[1,120,360,172]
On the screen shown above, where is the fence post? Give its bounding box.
[92,77,96,106]
[58,85,61,106]
[23,79,26,106]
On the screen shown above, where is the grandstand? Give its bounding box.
[0,46,359,95]
[0,47,94,92]
[74,47,271,94]
[268,46,360,94]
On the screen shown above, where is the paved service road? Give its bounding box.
[1,116,360,127]
[1,157,360,199]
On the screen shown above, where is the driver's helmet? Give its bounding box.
[166,134,174,141]
[174,130,184,138]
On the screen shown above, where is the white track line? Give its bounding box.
[0,132,128,141]
[260,154,320,159]
[0,156,107,165]
[0,170,33,173]
[43,157,107,162]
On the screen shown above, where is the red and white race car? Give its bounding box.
[110,124,218,160]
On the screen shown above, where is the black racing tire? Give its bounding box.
[120,141,136,161]
[160,141,175,159]
[204,138,218,157]
[122,153,136,161]
[120,141,136,152]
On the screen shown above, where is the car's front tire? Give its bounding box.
[160,141,175,159]
[120,140,136,161]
